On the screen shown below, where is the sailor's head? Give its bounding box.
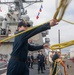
[56,49,61,55]
[39,50,43,55]
[20,15,33,26]
[18,21,31,31]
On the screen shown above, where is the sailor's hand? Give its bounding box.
[43,44,49,49]
[50,19,58,27]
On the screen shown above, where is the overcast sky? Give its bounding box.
[0,0,74,53]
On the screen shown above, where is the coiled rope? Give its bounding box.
[53,0,72,22]
[50,40,74,50]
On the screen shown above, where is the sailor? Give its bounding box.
[7,19,58,75]
[37,50,45,74]
[52,50,68,75]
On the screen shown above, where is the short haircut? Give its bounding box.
[18,21,31,27]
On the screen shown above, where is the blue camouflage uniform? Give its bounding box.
[7,22,50,75]
[37,54,45,73]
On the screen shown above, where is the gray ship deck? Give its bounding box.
[0,59,74,75]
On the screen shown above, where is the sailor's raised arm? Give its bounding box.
[26,19,58,38]
[18,19,58,40]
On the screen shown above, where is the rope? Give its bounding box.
[62,19,74,25]
[53,0,72,22]
[0,0,73,51]
[55,69,60,75]
[0,21,74,50]
[51,0,73,50]
[55,0,74,25]
[50,40,74,50]
[51,60,61,75]
[50,60,57,75]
